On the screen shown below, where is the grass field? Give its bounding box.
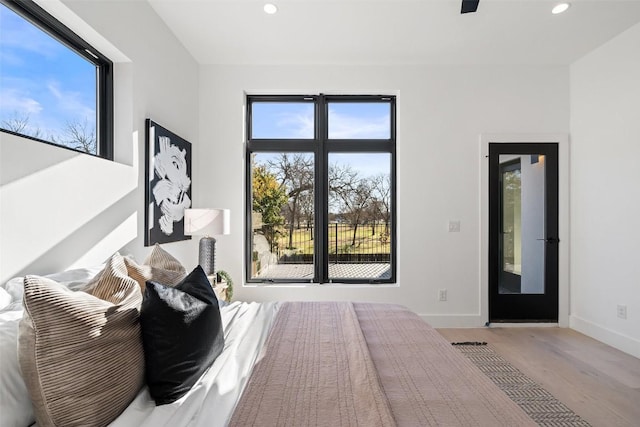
[271,224,391,255]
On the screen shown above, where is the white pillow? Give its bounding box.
[0,288,11,311]
[1,264,104,306]
[1,277,24,306]
[0,307,33,427]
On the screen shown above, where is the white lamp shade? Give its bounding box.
[184,209,230,236]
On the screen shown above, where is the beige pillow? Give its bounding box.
[18,253,144,427]
[124,244,187,292]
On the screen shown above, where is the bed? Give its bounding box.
[0,248,536,427]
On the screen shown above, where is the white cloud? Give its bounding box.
[47,81,95,123]
[328,111,390,139]
[0,50,24,67]
[0,8,59,59]
[0,88,43,115]
[277,112,314,138]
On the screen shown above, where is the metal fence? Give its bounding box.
[259,222,391,264]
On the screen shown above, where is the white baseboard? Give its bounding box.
[419,314,487,328]
[486,323,559,328]
[570,315,640,359]
[420,314,562,329]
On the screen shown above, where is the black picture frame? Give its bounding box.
[145,119,192,246]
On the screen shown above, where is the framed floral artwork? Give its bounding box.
[145,119,192,246]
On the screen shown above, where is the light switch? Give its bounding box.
[448,220,461,232]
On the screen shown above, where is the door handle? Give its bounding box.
[536,237,560,243]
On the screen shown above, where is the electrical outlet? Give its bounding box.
[439,289,447,302]
[448,220,461,233]
[617,305,627,319]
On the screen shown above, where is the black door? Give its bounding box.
[489,143,559,322]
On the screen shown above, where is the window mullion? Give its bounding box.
[99,63,114,160]
[316,95,327,283]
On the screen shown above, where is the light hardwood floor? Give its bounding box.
[437,327,640,427]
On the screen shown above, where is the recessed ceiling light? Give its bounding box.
[264,3,278,14]
[552,3,570,14]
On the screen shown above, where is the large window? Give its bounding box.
[246,95,396,284]
[0,0,113,159]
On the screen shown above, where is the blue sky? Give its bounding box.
[0,4,96,141]
[327,103,390,139]
[252,101,391,140]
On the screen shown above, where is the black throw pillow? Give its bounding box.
[140,265,225,405]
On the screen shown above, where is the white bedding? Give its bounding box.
[109,301,280,427]
[0,308,31,427]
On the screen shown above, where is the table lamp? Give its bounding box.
[184,208,230,276]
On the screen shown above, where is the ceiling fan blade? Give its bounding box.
[461,0,480,14]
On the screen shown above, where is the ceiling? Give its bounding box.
[147,0,640,65]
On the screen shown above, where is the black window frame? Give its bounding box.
[245,94,397,284]
[0,0,113,160]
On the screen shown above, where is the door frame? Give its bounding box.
[490,143,559,321]
[479,134,569,326]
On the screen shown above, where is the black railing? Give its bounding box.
[279,253,390,264]
[258,222,391,264]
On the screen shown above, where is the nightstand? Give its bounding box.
[207,275,229,302]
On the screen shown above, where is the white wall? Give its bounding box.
[570,22,640,357]
[199,64,569,326]
[0,0,199,284]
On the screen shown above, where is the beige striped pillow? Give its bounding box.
[124,244,187,292]
[18,253,144,427]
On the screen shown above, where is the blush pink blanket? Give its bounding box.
[229,302,536,426]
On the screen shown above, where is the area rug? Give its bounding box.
[453,342,591,427]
